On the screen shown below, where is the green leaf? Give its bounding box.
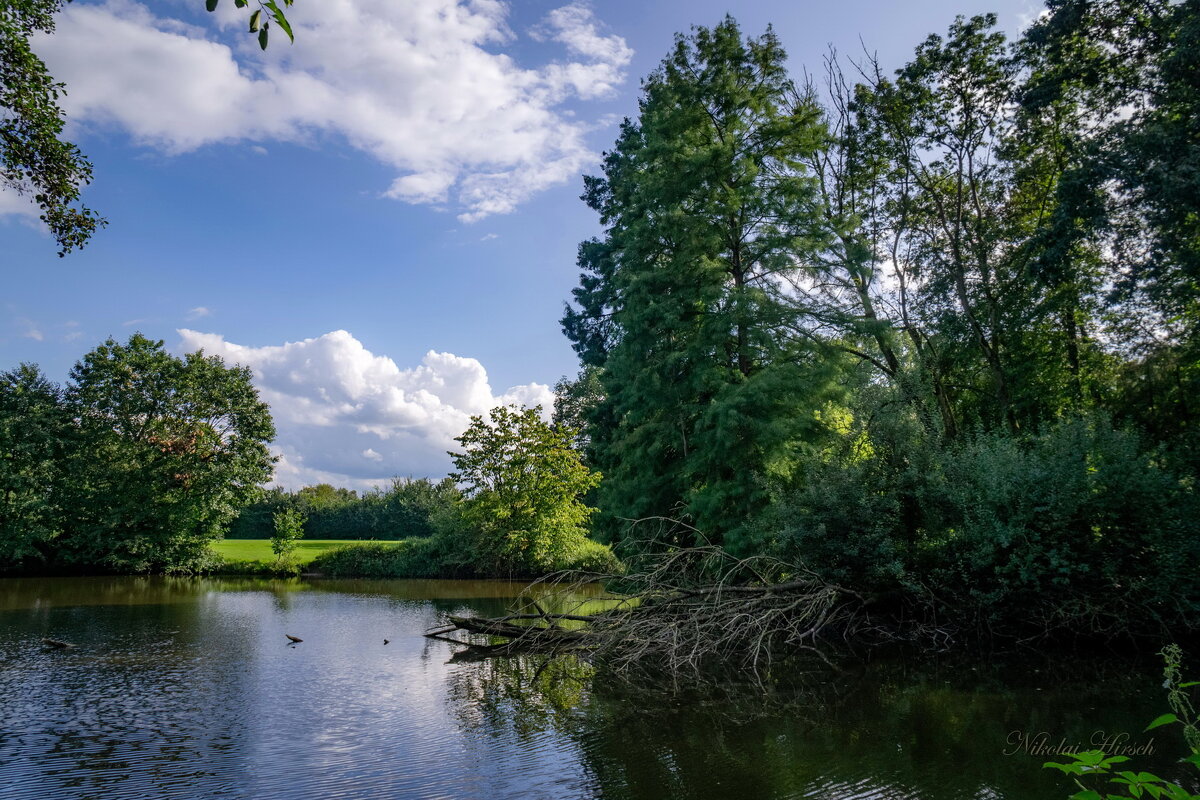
[1068,791,1103,800]
[1145,714,1179,731]
[258,25,268,50]
[205,0,219,11]
[234,0,247,7]
[249,9,260,32]
[1179,682,1200,688]
[1045,761,1087,775]
[264,0,294,43]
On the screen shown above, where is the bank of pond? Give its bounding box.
[209,536,621,580]
[1,574,1197,800]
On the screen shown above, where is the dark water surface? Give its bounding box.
[0,577,1193,799]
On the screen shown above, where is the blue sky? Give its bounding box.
[1,0,1037,488]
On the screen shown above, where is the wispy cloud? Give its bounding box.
[16,317,44,341]
[0,189,44,228]
[186,306,212,321]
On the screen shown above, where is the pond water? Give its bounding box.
[0,576,1194,800]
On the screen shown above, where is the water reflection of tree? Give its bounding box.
[447,654,596,741]
[443,653,1193,800]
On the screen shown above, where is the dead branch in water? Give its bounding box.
[425,523,900,681]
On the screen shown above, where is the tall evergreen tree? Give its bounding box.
[564,18,839,553]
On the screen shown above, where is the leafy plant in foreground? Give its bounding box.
[1044,645,1200,799]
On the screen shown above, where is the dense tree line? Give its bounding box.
[559,3,1200,633]
[227,478,462,541]
[0,334,275,572]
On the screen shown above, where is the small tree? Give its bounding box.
[271,507,306,563]
[449,405,601,573]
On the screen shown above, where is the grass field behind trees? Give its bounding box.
[211,539,399,567]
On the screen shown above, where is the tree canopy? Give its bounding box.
[449,405,601,574]
[564,18,841,553]
[0,334,276,573]
[560,9,1200,632]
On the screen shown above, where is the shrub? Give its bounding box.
[308,539,450,579]
[774,413,1200,631]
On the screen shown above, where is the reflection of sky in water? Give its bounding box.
[0,578,594,800]
[0,577,1193,800]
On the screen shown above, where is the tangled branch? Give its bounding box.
[427,524,920,682]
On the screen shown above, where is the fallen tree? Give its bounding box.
[425,538,939,681]
[428,513,1199,682]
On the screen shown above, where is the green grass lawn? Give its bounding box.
[211,539,403,566]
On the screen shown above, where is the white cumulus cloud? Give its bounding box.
[177,328,554,489]
[24,0,631,224]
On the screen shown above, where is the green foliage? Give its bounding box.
[555,8,1200,637]
[1044,645,1200,799]
[552,365,605,456]
[2,334,277,574]
[449,405,602,575]
[1161,644,1200,755]
[775,410,1200,629]
[284,408,618,580]
[307,538,449,579]
[205,0,296,49]
[563,17,840,553]
[307,533,620,580]
[922,420,1200,617]
[0,0,105,254]
[213,557,301,577]
[1021,0,1200,349]
[0,363,69,566]
[270,507,305,561]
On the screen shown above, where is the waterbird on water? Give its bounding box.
[285,634,303,643]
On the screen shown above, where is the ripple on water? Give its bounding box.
[0,578,596,800]
[0,577,1191,800]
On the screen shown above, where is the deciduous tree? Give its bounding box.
[60,334,275,572]
[449,405,600,573]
